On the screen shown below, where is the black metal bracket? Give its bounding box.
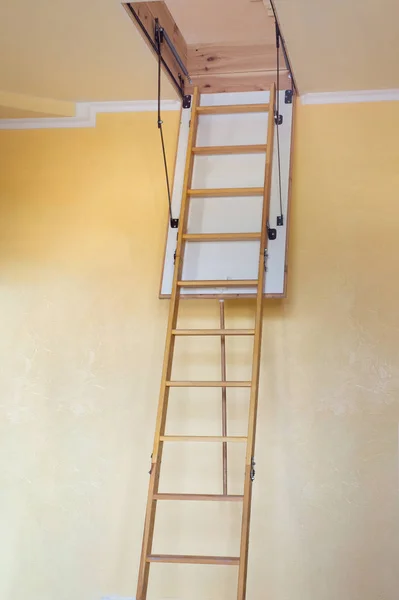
[183,95,192,109]
[170,218,179,229]
[267,224,277,240]
[154,19,164,45]
[274,112,283,125]
[277,215,284,226]
[250,457,256,482]
[285,89,293,104]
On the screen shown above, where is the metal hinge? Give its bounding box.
[148,453,153,475]
[250,457,256,481]
[183,95,192,109]
[264,248,268,271]
[274,111,283,125]
[267,220,277,241]
[285,89,293,104]
[173,249,177,264]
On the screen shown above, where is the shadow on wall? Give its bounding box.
[0,113,179,278]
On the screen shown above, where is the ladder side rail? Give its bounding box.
[237,83,276,600]
[220,300,228,496]
[136,87,200,600]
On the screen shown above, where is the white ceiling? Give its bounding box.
[274,0,399,94]
[0,0,398,117]
[0,0,175,105]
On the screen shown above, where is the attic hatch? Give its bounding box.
[123,1,295,96]
[123,1,296,297]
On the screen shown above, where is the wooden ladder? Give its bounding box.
[136,84,276,600]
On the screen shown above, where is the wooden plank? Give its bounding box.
[192,144,267,155]
[123,2,188,95]
[153,493,243,501]
[238,466,253,600]
[188,42,285,76]
[166,380,251,388]
[161,292,285,300]
[182,233,261,241]
[147,554,240,566]
[198,104,269,115]
[160,436,247,442]
[188,188,264,197]
[187,69,290,95]
[135,88,200,600]
[197,104,269,115]
[237,84,276,600]
[135,457,159,600]
[177,280,258,288]
[172,329,255,336]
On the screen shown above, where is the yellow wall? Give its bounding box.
[0,103,398,600]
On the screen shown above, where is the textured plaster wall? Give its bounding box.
[0,103,398,600]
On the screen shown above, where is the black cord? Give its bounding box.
[276,23,280,125]
[275,22,284,226]
[269,0,298,95]
[156,20,177,229]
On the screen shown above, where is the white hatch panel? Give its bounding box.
[160,90,293,298]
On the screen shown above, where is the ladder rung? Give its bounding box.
[153,493,244,501]
[197,104,269,115]
[166,381,251,387]
[177,279,258,288]
[147,554,240,566]
[183,232,260,242]
[188,187,264,197]
[192,144,267,155]
[160,436,247,442]
[172,329,255,336]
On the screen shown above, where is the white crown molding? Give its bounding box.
[0,99,181,130]
[301,88,399,105]
[1,88,398,129]
[87,99,180,114]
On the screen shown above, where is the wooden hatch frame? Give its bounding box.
[123,1,291,95]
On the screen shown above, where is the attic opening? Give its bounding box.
[123,1,296,299]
